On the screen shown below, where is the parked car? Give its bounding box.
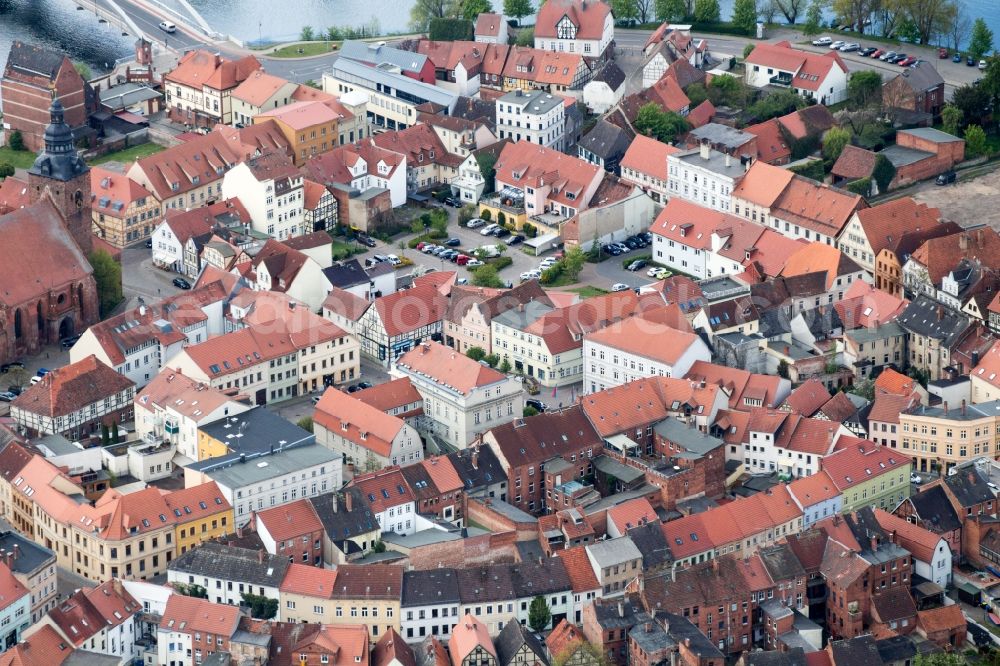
[898,56,916,66]
[910,473,922,484]
[602,243,621,256]
[456,277,469,285]
[444,197,461,207]
[626,259,647,271]
[346,384,361,393]
[466,218,486,228]
[938,47,949,58]
[6,386,20,396]
[0,392,16,402]
[493,227,511,238]
[909,59,925,67]
[641,231,652,243]
[466,259,484,267]
[386,254,402,266]
[520,270,541,281]
[870,49,884,58]
[509,234,525,245]
[611,283,631,292]
[526,398,547,412]
[36,368,50,377]
[647,266,663,277]
[456,254,471,266]
[812,36,832,46]
[624,238,641,250]
[879,51,897,61]
[445,238,461,247]
[830,40,845,50]
[480,223,499,235]
[859,47,877,56]
[968,55,977,66]
[0,362,24,373]
[416,242,427,251]
[60,334,80,349]
[613,242,630,253]
[981,59,988,70]
[839,42,860,52]
[889,53,907,63]
[311,395,322,404]
[173,277,191,290]
[936,170,957,185]
[539,257,558,269]
[357,381,373,390]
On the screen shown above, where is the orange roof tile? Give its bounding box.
[475,13,504,37]
[421,456,463,494]
[607,497,658,535]
[449,614,496,665]
[974,340,1000,391]
[854,198,943,258]
[160,594,241,637]
[579,376,720,438]
[771,176,865,238]
[874,368,919,397]
[535,0,611,41]
[745,119,791,165]
[620,134,678,182]
[0,176,29,215]
[372,282,449,338]
[494,140,602,212]
[788,469,840,506]
[780,242,857,290]
[280,562,338,598]
[546,619,587,659]
[820,441,912,491]
[650,197,734,250]
[164,481,231,524]
[12,354,135,418]
[909,228,1000,286]
[354,377,423,417]
[395,341,508,395]
[0,624,71,666]
[832,144,878,181]
[0,562,27,613]
[584,315,701,366]
[744,41,847,92]
[351,467,415,513]
[555,545,601,592]
[90,167,153,216]
[255,498,323,542]
[873,509,941,563]
[165,50,261,92]
[231,70,293,107]
[835,280,908,330]
[313,387,406,458]
[781,378,830,416]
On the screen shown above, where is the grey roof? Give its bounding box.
[845,321,906,344]
[198,407,315,456]
[897,295,970,348]
[621,521,673,569]
[309,488,379,543]
[944,467,997,507]
[907,485,961,533]
[758,543,807,582]
[168,542,289,588]
[383,529,462,548]
[448,445,505,491]
[745,647,806,666]
[29,99,89,182]
[675,146,749,178]
[578,119,634,161]
[498,89,564,116]
[495,620,549,666]
[492,299,553,330]
[889,63,944,93]
[330,58,457,110]
[340,40,429,75]
[876,636,919,664]
[458,563,515,603]
[64,652,124,666]
[402,568,461,607]
[652,419,723,457]
[510,557,572,597]
[34,434,79,456]
[5,40,66,80]
[628,620,674,656]
[760,598,793,620]
[99,83,162,111]
[689,123,755,151]
[0,529,55,575]
[586,535,642,568]
[830,635,885,666]
[899,127,962,143]
[475,498,537,524]
[323,258,371,289]
[592,62,626,91]
[662,612,724,660]
[591,594,650,630]
[592,456,645,484]
[190,444,339,489]
[880,144,934,168]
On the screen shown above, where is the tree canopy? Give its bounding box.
[848,70,883,109]
[461,0,493,20]
[693,0,720,22]
[732,0,759,34]
[970,18,994,60]
[504,0,533,23]
[90,250,122,318]
[822,127,852,161]
[528,596,552,632]
[635,103,689,143]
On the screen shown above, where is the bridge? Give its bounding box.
[70,0,221,55]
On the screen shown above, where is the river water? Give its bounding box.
[0,0,998,75]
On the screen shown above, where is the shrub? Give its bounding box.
[480,209,492,222]
[497,212,507,226]
[871,155,896,193]
[789,159,825,182]
[487,256,513,270]
[0,162,13,179]
[428,17,473,41]
[522,222,537,238]
[8,131,24,152]
[845,177,872,196]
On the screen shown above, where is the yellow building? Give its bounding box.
[279,563,340,624]
[898,400,1000,475]
[328,564,403,640]
[90,166,160,248]
[166,481,234,555]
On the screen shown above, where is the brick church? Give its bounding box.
[0,98,99,365]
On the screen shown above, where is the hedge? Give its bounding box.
[845,177,872,196]
[429,18,473,41]
[407,229,448,248]
[789,159,826,182]
[486,256,513,270]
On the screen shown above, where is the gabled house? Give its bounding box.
[475,13,509,44]
[837,197,942,275]
[534,0,614,61]
[164,50,262,126]
[744,41,848,105]
[313,386,423,469]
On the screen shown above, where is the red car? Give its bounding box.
[898,56,916,66]
[416,242,427,251]
[870,49,884,59]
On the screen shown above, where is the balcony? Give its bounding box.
[483,189,525,215]
[164,420,179,435]
[770,72,793,87]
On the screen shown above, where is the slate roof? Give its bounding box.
[829,634,883,666]
[592,62,626,90]
[308,488,379,544]
[578,118,634,162]
[661,612,724,661]
[906,485,961,533]
[495,618,549,666]
[744,649,807,666]
[871,586,917,623]
[487,405,602,469]
[944,468,995,508]
[447,445,505,492]
[897,295,970,348]
[401,568,461,607]
[169,542,289,588]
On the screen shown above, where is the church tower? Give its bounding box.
[27,98,92,255]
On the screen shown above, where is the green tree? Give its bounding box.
[471,264,504,288]
[708,74,746,106]
[552,642,610,666]
[504,0,533,24]
[773,0,806,24]
[73,61,91,80]
[871,154,896,193]
[300,26,316,40]
[693,0,720,22]
[733,0,758,34]
[429,17,474,40]
[499,358,512,373]
[101,423,110,445]
[802,0,823,35]
[969,17,994,60]
[484,353,500,367]
[914,653,965,666]
[952,83,991,126]
[981,57,1000,117]
[560,246,587,282]
[479,209,492,222]
[528,595,552,632]
[476,151,498,194]
[176,583,208,598]
[8,131,24,152]
[635,103,688,143]
[1,368,29,391]
[89,250,122,317]
[743,43,756,59]
[777,359,790,379]
[656,0,688,20]
[461,0,493,20]
[111,422,119,443]
[847,70,882,109]
[964,123,988,157]
[612,0,640,22]
[466,346,487,362]
[373,540,387,553]
[514,26,534,45]
[296,417,314,433]
[850,378,874,400]
[523,405,540,417]
[941,104,963,136]
[410,0,457,31]
[241,593,278,620]
[822,126,852,161]
[748,89,805,121]
[0,163,13,179]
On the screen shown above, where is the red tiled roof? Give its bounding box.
[259,99,350,130]
[0,176,29,215]
[820,441,912,490]
[832,144,878,180]
[160,594,241,637]
[450,614,496,665]
[164,481,231,524]
[0,624,71,666]
[732,160,795,209]
[90,167,152,216]
[314,387,406,458]
[873,509,941,563]
[909,228,1000,286]
[11,355,134,418]
[854,197,943,258]
[129,131,243,200]
[421,456,463,494]
[917,604,965,634]
[322,287,372,322]
[620,134,678,182]
[781,378,830,416]
[651,197,732,250]
[396,341,507,395]
[351,467,415,513]
[255,498,323,542]
[771,176,865,238]
[745,41,846,92]
[231,69,293,107]
[835,280,908,330]
[165,50,261,92]
[372,282,449,338]
[474,13,504,37]
[875,368,919,397]
[535,0,611,41]
[280,562,338,597]
[354,377,423,417]
[745,119,791,164]
[546,619,586,659]
[555,545,601,592]
[788,469,839,506]
[607,497,658,534]
[494,140,602,211]
[580,376,720,438]
[686,99,716,128]
[526,291,643,355]
[488,404,602,468]
[584,314,701,366]
[974,340,1000,391]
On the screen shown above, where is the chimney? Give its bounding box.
[12,544,18,562]
[345,491,353,512]
[712,558,719,572]
[618,601,624,618]
[890,529,896,544]
[962,399,967,416]
[699,139,711,161]
[944,401,949,415]
[937,306,943,322]
[685,638,691,647]
[725,152,732,168]
[332,492,339,512]
[237,525,244,538]
[137,297,146,317]
[258,548,265,564]
[645,622,653,632]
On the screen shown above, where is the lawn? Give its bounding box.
[0,146,37,170]
[268,41,340,58]
[569,286,609,298]
[331,240,365,261]
[89,142,166,165]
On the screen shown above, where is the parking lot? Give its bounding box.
[910,165,1000,233]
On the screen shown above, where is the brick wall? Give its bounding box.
[466,498,537,540]
[892,133,965,187]
[1,60,87,152]
[403,530,518,569]
[600,448,723,511]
